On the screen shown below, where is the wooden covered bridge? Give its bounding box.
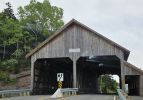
[26,19,143,96]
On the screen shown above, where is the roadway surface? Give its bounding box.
[0,95,51,100]
[59,95,115,100]
[0,95,115,100]
[0,95,143,100]
[131,96,143,100]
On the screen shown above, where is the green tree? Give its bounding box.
[18,0,64,45]
[0,6,14,59]
[0,0,64,83]
[99,75,118,93]
[3,2,16,20]
[0,2,34,73]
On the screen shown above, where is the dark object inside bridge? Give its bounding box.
[33,57,73,95]
[77,55,121,94]
[125,75,140,96]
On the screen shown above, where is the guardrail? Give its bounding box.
[51,88,78,98]
[61,88,78,96]
[117,89,127,100]
[0,89,32,98]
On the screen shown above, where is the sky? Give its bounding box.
[0,0,143,70]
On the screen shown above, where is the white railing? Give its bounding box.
[117,89,127,100]
[61,88,78,93]
[51,88,78,98]
[0,89,32,98]
[61,88,78,96]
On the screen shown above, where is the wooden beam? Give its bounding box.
[73,59,77,88]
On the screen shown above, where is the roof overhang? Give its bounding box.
[124,61,143,75]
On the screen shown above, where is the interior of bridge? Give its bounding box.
[77,55,121,94]
[33,55,122,95]
[125,75,140,96]
[33,57,73,95]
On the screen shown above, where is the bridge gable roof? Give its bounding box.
[26,19,130,59]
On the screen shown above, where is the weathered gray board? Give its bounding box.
[124,61,143,96]
[26,19,143,96]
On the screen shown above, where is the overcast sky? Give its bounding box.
[0,0,143,69]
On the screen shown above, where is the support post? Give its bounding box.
[31,60,34,91]
[95,74,99,93]
[121,75,125,91]
[140,75,143,96]
[119,75,122,89]
[73,59,77,88]
[121,60,125,91]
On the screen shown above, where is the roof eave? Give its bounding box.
[124,61,143,74]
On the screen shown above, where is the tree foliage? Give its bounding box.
[3,2,16,20]
[99,75,118,93]
[0,2,33,74]
[0,71,16,85]
[0,0,64,84]
[18,0,64,45]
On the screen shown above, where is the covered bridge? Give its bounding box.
[26,19,143,96]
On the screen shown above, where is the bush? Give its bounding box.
[0,71,17,85]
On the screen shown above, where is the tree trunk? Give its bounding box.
[16,42,19,58]
[3,44,6,59]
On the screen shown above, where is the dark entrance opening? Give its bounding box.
[125,75,140,96]
[77,55,121,94]
[33,57,73,95]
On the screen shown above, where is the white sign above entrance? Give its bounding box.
[69,48,80,53]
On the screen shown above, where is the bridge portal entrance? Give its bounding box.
[76,55,121,94]
[33,57,73,95]
[125,75,140,96]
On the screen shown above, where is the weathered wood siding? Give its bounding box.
[123,62,142,75]
[31,24,124,62]
[123,61,143,96]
